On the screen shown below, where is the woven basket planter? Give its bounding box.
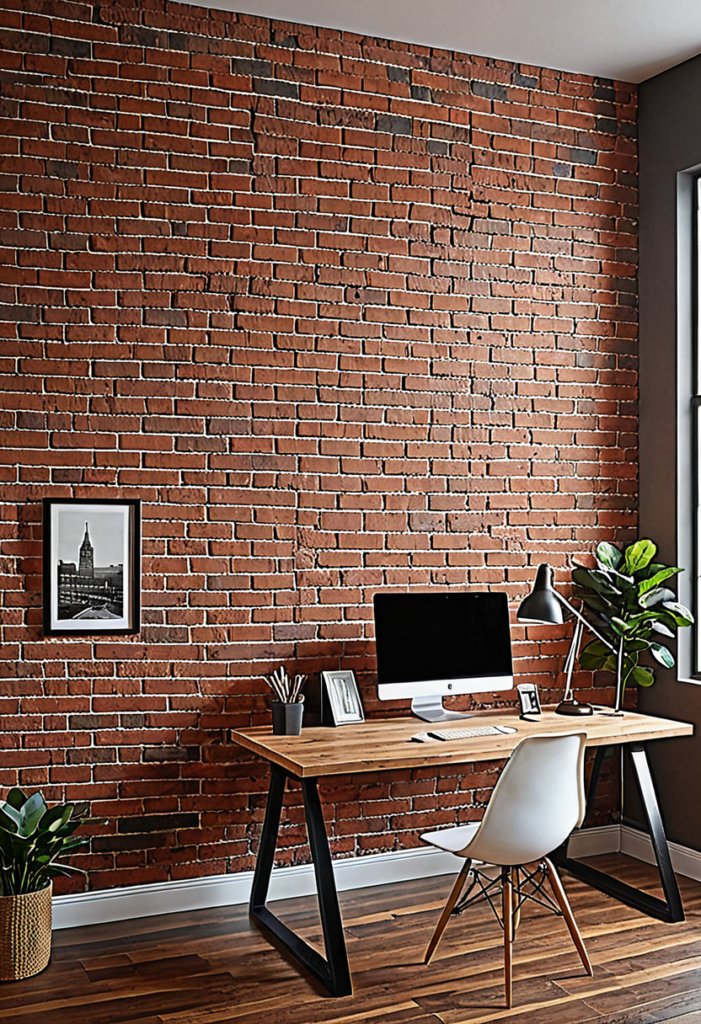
[0,883,52,982]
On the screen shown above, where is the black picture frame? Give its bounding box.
[320,670,365,726]
[43,498,141,636]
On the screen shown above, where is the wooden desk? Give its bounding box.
[231,709,693,997]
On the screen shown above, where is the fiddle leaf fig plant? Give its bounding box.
[0,788,92,896]
[572,539,693,695]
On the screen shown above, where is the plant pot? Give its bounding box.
[272,699,304,736]
[0,882,52,981]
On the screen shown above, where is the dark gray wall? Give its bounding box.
[639,53,701,851]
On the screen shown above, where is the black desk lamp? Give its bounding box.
[517,564,620,716]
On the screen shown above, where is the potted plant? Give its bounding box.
[572,539,694,701]
[0,788,91,981]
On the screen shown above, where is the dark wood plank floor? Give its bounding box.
[4,855,701,1024]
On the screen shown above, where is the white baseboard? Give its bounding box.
[621,825,701,883]
[52,845,460,931]
[53,825,622,931]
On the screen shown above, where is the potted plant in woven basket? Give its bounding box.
[0,789,91,981]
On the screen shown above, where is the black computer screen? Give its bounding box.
[373,591,513,685]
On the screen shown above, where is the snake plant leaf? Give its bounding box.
[572,567,621,597]
[661,601,694,626]
[596,541,623,570]
[624,539,657,574]
[650,643,675,669]
[632,665,656,686]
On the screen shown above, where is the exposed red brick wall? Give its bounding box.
[0,0,637,891]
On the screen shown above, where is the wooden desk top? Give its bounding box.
[231,708,693,778]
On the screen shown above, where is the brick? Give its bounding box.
[0,0,635,896]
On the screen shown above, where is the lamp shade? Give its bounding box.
[517,564,564,624]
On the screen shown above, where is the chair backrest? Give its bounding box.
[464,732,587,867]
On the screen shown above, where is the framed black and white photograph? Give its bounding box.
[43,498,141,636]
[320,669,365,726]
[517,682,542,718]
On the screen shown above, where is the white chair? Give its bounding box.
[421,732,593,1007]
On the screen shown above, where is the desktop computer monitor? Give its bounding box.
[373,591,514,722]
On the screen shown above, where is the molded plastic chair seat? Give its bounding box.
[420,732,593,1007]
[421,822,480,856]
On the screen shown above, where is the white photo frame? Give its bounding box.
[516,682,541,717]
[321,670,365,726]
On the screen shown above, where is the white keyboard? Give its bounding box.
[411,725,517,743]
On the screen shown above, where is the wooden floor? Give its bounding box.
[5,856,701,1024]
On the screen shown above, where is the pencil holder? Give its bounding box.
[272,698,304,736]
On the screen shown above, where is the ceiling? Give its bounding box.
[178,0,701,83]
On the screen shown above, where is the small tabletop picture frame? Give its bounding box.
[43,498,141,636]
[517,682,542,718]
[320,670,365,726]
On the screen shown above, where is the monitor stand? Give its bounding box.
[411,695,474,723]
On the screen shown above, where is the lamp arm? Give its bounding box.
[562,619,584,702]
[553,591,616,654]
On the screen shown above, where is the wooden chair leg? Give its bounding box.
[544,857,593,977]
[424,860,471,964]
[502,867,513,1008]
[512,867,521,933]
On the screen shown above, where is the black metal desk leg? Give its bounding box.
[250,763,286,910]
[302,777,352,997]
[249,766,353,997]
[553,742,684,924]
[628,743,684,923]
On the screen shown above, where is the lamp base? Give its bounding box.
[555,697,594,716]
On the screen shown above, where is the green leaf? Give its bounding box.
[625,639,652,652]
[38,805,72,834]
[639,587,676,609]
[610,616,630,635]
[578,638,612,670]
[596,541,623,570]
[650,643,675,669]
[637,567,682,597]
[581,593,615,616]
[624,539,657,574]
[572,567,621,597]
[632,665,656,687]
[0,803,22,831]
[6,789,27,812]
[652,621,675,638]
[18,792,46,839]
[661,601,694,626]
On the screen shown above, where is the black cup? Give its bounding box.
[272,699,304,736]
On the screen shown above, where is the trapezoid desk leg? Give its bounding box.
[628,743,684,923]
[302,776,352,997]
[250,763,286,911]
[552,742,684,923]
[249,765,353,998]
